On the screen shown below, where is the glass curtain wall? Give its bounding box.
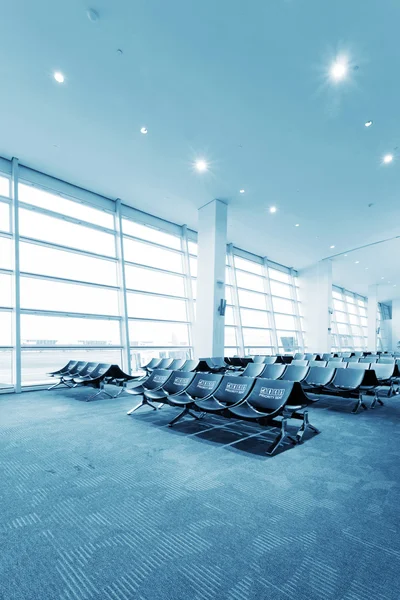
[224,246,304,356]
[0,159,196,390]
[331,286,368,351]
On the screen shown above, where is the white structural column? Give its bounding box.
[194,199,227,358]
[367,284,378,352]
[11,157,21,393]
[391,298,400,351]
[298,260,332,353]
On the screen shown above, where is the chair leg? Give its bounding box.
[167,407,203,427]
[87,388,113,402]
[370,393,384,409]
[352,393,368,414]
[294,410,320,443]
[266,419,295,456]
[47,379,72,390]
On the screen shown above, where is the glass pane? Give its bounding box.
[131,348,189,371]
[20,277,119,315]
[360,317,368,327]
[337,323,349,335]
[335,311,348,323]
[0,311,12,346]
[269,268,290,283]
[345,294,355,304]
[189,257,197,277]
[332,290,342,300]
[225,306,235,326]
[240,308,269,328]
[0,273,12,307]
[129,320,189,346]
[123,237,183,273]
[0,202,10,232]
[19,208,116,256]
[127,293,187,321]
[243,328,272,346]
[125,264,185,296]
[333,299,346,311]
[19,183,114,228]
[274,314,296,330]
[236,271,264,293]
[20,242,118,286]
[0,175,10,197]
[21,348,123,386]
[0,237,12,270]
[188,241,197,255]
[224,326,237,346]
[234,256,263,275]
[272,297,295,314]
[351,326,362,336]
[191,279,197,299]
[0,348,12,388]
[238,289,267,310]
[269,280,292,298]
[122,219,181,250]
[21,314,120,345]
[349,314,359,325]
[225,286,233,304]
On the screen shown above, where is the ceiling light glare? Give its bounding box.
[383,154,393,164]
[53,71,65,83]
[365,120,373,127]
[195,159,208,172]
[269,206,277,214]
[239,189,245,194]
[355,260,360,264]
[140,127,148,134]
[381,277,385,280]
[393,284,397,287]
[330,245,335,249]
[295,223,300,227]
[330,58,348,81]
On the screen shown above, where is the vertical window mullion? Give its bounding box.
[11,158,21,393]
[289,268,304,351]
[181,225,195,358]
[227,244,244,355]
[115,199,131,373]
[263,258,279,354]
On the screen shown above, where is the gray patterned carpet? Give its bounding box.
[1,387,400,600]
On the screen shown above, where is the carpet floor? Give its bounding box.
[1,386,400,600]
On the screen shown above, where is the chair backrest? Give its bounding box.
[168,359,186,371]
[226,357,243,367]
[280,365,309,382]
[211,357,227,368]
[341,352,352,358]
[378,357,395,364]
[252,355,265,364]
[63,360,78,372]
[353,351,363,357]
[262,356,277,364]
[214,376,255,405]
[331,368,364,389]
[347,362,369,370]
[180,359,199,371]
[185,373,223,398]
[196,359,220,371]
[240,363,266,378]
[327,360,346,369]
[309,360,327,368]
[322,353,332,361]
[371,363,394,379]
[305,367,335,386]
[144,369,173,390]
[156,358,174,369]
[293,353,305,360]
[144,358,162,370]
[345,356,359,362]
[76,362,99,376]
[359,357,377,363]
[68,361,88,375]
[163,371,196,395]
[291,359,309,367]
[245,379,305,413]
[260,364,286,379]
[88,363,112,378]
[304,353,317,361]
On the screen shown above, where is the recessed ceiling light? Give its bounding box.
[53,71,65,83]
[355,261,360,264]
[295,223,300,227]
[388,281,391,283]
[365,267,369,270]
[330,59,348,81]
[344,254,348,257]
[383,154,393,164]
[140,127,148,134]
[381,277,385,280]
[269,206,277,214]
[195,159,208,172]
[239,189,245,194]
[365,121,373,127]
[393,284,397,288]
[330,245,335,249]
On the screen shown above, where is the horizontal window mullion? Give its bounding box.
[128,317,190,325]
[126,288,187,301]
[123,259,184,278]
[236,286,268,296]
[19,236,118,262]
[239,306,270,313]
[0,346,13,349]
[20,309,121,320]
[21,345,123,349]
[0,196,11,204]
[241,326,272,331]
[19,201,116,234]
[0,268,13,275]
[0,231,12,240]
[19,271,119,291]
[130,345,192,349]
[122,233,184,254]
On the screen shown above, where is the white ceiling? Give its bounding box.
[1,0,400,296]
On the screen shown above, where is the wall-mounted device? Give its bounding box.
[218,299,227,316]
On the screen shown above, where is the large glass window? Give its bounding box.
[331,286,367,350]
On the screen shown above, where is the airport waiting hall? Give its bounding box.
[1,2,400,600]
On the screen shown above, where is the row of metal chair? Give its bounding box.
[124,370,320,455]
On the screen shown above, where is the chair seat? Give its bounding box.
[229,402,268,420]
[124,386,145,396]
[167,392,192,406]
[144,390,167,401]
[194,397,226,412]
